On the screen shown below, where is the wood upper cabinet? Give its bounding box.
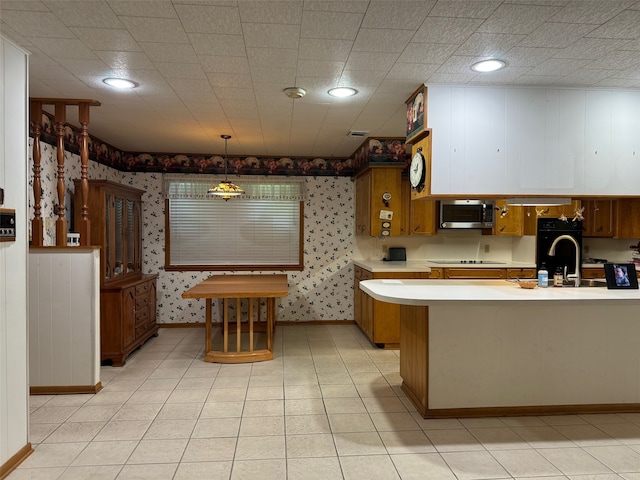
[354,166,404,237]
[493,200,523,236]
[73,179,158,366]
[615,198,640,238]
[580,199,615,237]
[401,176,437,236]
[523,200,582,235]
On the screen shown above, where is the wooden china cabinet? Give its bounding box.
[74,179,158,366]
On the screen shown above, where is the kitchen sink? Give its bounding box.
[574,278,607,287]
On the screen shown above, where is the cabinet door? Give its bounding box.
[354,172,371,236]
[122,287,136,347]
[411,199,437,235]
[581,199,614,237]
[126,199,136,274]
[615,199,640,238]
[612,91,640,194]
[507,268,536,279]
[105,193,114,280]
[147,279,157,329]
[584,90,613,193]
[493,200,523,236]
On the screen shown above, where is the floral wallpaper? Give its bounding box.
[30,140,356,323]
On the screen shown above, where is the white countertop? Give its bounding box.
[360,279,640,305]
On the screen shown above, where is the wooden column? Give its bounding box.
[54,102,67,246]
[30,100,44,246]
[77,102,91,246]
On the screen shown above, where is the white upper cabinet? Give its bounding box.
[428,85,639,196]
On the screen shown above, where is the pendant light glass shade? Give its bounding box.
[208,134,244,200]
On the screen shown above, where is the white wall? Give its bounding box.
[0,35,30,472]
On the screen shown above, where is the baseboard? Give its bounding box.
[158,320,355,328]
[1,443,32,479]
[30,382,102,395]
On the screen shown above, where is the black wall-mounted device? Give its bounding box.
[0,208,16,242]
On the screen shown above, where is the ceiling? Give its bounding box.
[2,1,640,159]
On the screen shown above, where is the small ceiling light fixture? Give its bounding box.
[283,87,306,99]
[328,87,358,98]
[207,135,244,201]
[471,59,506,73]
[102,77,137,89]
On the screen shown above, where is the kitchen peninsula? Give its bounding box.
[360,279,640,418]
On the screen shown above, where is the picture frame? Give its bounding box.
[603,263,639,289]
[405,85,428,144]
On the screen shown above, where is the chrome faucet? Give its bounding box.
[548,234,581,287]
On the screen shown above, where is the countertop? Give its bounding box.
[359,279,640,305]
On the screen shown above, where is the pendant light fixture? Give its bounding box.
[208,134,244,200]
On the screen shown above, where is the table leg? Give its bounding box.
[249,298,254,352]
[223,298,229,353]
[205,299,212,355]
[236,298,241,353]
[267,298,274,352]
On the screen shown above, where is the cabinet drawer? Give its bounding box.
[135,282,150,295]
[506,268,536,279]
[135,307,149,324]
[135,296,149,310]
[582,268,605,279]
[445,268,506,279]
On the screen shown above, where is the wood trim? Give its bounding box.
[0,443,33,480]
[416,402,640,419]
[30,383,102,395]
[156,320,356,328]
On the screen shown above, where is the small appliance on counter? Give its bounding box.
[383,247,406,262]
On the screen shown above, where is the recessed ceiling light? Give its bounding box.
[103,77,137,89]
[471,59,506,73]
[328,87,358,98]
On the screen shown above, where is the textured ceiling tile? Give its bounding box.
[586,49,640,70]
[70,27,141,51]
[296,59,344,78]
[242,23,300,49]
[54,57,110,76]
[300,10,363,40]
[428,0,502,19]
[426,71,476,83]
[206,72,254,89]
[340,69,387,87]
[478,3,561,34]
[174,4,241,34]
[413,17,483,44]
[504,46,563,67]
[519,22,595,48]
[554,68,617,85]
[397,42,459,64]
[238,1,303,24]
[0,1,50,12]
[594,77,638,87]
[155,62,206,79]
[586,9,640,39]
[345,51,399,70]
[437,55,482,74]
[199,55,250,74]
[139,42,199,63]
[107,0,178,18]
[119,16,189,43]
[352,28,414,53]
[550,0,634,24]
[303,1,369,14]
[246,47,298,68]
[468,65,535,84]
[0,10,74,38]
[166,78,215,98]
[386,63,440,82]
[48,0,122,28]
[188,33,246,56]
[298,38,353,62]
[533,57,593,76]
[94,50,155,71]
[28,37,99,59]
[24,45,60,66]
[249,65,296,84]
[553,38,634,60]
[362,1,433,29]
[455,32,525,57]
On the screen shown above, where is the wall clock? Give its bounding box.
[409,148,426,192]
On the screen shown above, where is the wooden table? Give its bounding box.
[182,274,288,363]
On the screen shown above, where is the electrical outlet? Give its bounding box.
[484,244,490,253]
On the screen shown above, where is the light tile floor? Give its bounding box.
[10,324,640,479]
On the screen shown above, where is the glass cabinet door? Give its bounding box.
[126,199,135,273]
[114,197,123,277]
[105,193,112,280]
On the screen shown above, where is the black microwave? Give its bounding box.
[439,200,495,229]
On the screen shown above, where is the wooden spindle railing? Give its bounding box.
[29,98,100,247]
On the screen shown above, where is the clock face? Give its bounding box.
[410,152,425,190]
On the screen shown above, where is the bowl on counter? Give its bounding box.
[518,280,538,289]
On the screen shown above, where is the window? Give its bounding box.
[164,175,304,271]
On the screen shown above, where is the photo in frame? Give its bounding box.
[405,85,427,144]
[603,263,639,289]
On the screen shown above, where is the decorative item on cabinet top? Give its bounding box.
[405,85,429,144]
[351,137,409,173]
